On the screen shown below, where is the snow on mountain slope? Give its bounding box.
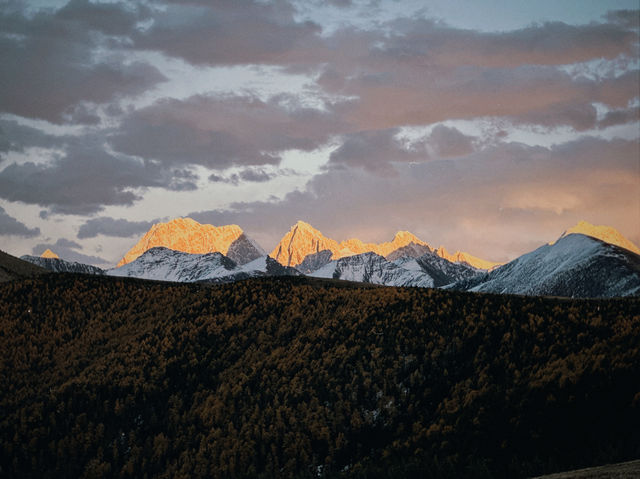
[237,256,300,277]
[450,233,640,298]
[21,256,105,275]
[108,247,238,282]
[310,252,435,287]
[108,247,298,283]
[412,251,481,287]
[555,220,640,255]
[386,242,433,261]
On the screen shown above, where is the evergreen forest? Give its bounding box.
[1,274,639,478]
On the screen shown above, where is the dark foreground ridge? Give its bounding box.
[531,459,640,478]
[1,273,639,478]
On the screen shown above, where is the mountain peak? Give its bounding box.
[41,249,59,259]
[557,220,640,255]
[293,220,322,234]
[393,231,420,243]
[117,217,257,267]
[270,221,338,267]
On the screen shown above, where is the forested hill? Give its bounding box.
[1,274,639,478]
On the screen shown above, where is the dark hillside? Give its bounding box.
[0,274,638,478]
[0,249,47,282]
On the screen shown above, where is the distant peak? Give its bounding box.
[294,220,315,230]
[393,230,418,241]
[557,220,640,255]
[41,249,59,259]
[291,220,325,236]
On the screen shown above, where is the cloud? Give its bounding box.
[132,0,321,66]
[328,128,427,174]
[380,18,638,68]
[0,206,40,237]
[209,167,286,185]
[598,106,640,129]
[0,119,62,155]
[191,136,640,262]
[313,15,639,132]
[0,1,166,123]
[605,9,640,29]
[0,138,198,215]
[32,237,108,265]
[110,93,343,169]
[427,125,476,158]
[77,217,156,239]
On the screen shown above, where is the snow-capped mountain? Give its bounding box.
[450,233,640,298]
[117,217,264,267]
[109,247,237,282]
[310,252,435,287]
[21,255,105,275]
[555,220,640,255]
[395,251,481,287]
[108,247,298,283]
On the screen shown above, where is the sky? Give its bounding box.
[0,0,638,266]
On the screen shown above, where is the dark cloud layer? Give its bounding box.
[208,167,288,185]
[0,206,40,237]
[0,1,165,123]
[0,138,197,215]
[329,128,426,174]
[111,94,343,169]
[77,217,156,239]
[133,0,320,66]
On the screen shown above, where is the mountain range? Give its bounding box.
[13,218,640,298]
[268,220,500,270]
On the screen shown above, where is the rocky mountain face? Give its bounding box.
[21,256,105,275]
[225,233,266,265]
[386,242,433,261]
[117,218,263,267]
[296,250,334,274]
[109,247,298,283]
[310,252,435,287]
[270,220,495,269]
[450,233,640,298]
[394,252,481,287]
